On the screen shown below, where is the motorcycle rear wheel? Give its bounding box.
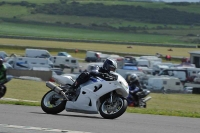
[41,90,66,114]
[99,96,127,119]
[0,85,7,99]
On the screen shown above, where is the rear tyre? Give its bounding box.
[0,85,7,99]
[41,90,66,114]
[99,96,127,119]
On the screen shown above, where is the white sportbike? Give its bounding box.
[41,72,129,119]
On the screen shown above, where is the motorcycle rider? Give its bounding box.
[0,58,7,85]
[127,73,142,107]
[68,58,117,95]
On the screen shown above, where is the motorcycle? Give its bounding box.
[41,72,129,119]
[0,83,7,99]
[0,75,13,99]
[127,88,152,108]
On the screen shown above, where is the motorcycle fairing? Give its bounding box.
[65,80,128,113]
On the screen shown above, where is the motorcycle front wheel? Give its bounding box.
[41,90,66,114]
[0,85,7,99]
[99,96,127,119]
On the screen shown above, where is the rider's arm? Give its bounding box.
[135,81,142,90]
[90,71,100,76]
[90,68,116,81]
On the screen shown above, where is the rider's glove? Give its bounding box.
[101,73,109,78]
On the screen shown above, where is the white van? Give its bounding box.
[49,56,79,68]
[5,56,53,70]
[25,48,51,58]
[159,68,188,82]
[145,76,184,93]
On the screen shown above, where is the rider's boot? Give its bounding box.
[67,82,79,98]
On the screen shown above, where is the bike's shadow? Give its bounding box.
[31,112,103,119]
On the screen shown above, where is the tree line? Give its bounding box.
[1,1,200,25]
[34,2,200,25]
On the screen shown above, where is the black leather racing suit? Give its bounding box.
[71,67,114,89]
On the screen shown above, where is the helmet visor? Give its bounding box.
[110,66,116,72]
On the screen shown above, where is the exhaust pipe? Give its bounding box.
[46,81,69,100]
[143,96,152,102]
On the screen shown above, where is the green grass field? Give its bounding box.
[1,22,195,45]
[0,0,200,44]
[1,79,200,118]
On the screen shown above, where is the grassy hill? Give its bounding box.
[0,0,200,45]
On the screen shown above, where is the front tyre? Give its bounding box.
[99,96,127,119]
[41,90,66,114]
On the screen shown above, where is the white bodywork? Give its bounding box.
[52,74,75,85]
[54,72,129,114]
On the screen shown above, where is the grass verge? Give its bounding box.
[0,100,40,106]
[0,79,200,118]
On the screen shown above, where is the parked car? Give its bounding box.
[57,52,72,57]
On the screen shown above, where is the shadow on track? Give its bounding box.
[30,112,103,119]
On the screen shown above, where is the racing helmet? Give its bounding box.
[129,73,139,82]
[103,58,117,72]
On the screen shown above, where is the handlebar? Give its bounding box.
[101,73,117,81]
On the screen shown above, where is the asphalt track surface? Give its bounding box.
[0,104,199,133]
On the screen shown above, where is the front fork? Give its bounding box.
[109,92,113,103]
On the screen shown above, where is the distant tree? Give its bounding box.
[60,0,67,4]
[34,2,200,25]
